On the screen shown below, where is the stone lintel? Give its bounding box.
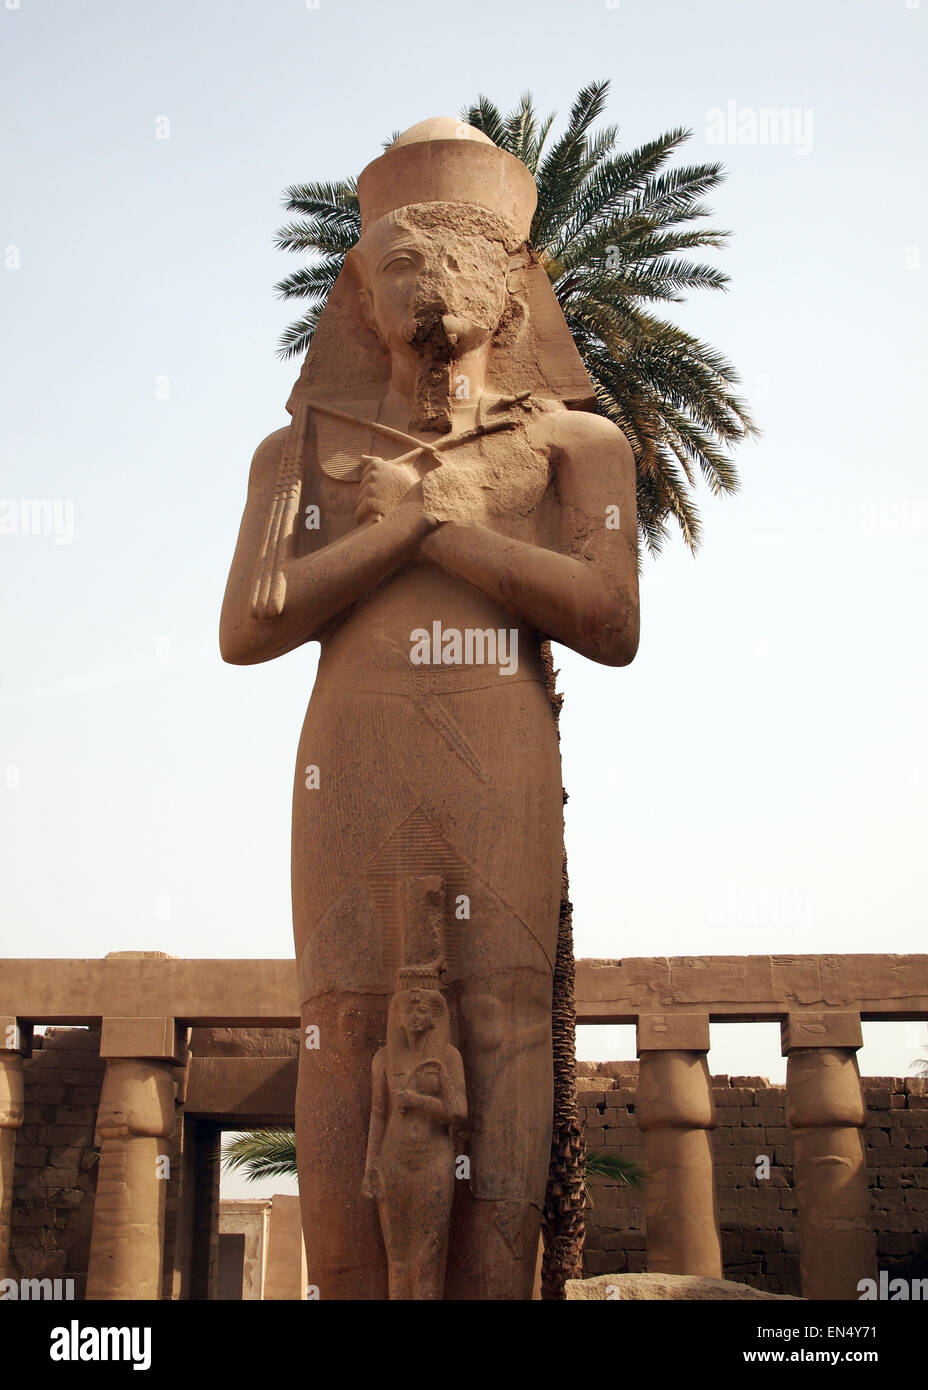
[0,957,301,1027]
[637,1012,711,1054]
[2,955,926,1027]
[185,1055,298,1122]
[100,1016,186,1063]
[574,954,928,1022]
[781,1010,863,1055]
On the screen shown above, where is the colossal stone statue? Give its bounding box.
[220,117,640,1299]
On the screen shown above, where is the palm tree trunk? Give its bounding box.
[540,640,586,1299]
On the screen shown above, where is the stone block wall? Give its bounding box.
[579,1060,928,1296]
[8,1027,106,1297]
[7,1026,289,1299]
[9,1032,927,1298]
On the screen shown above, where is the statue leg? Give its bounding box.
[444,966,554,1300]
[296,990,388,1300]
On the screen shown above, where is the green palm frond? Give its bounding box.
[221,1128,298,1183]
[274,262,343,301]
[272,79,757,554]
[461,96,508,150]
[585,1149,648,1186]
[276,305,325,363]
[583,1149,649,1209]
[502,90,541,168]
[274,220,358,258]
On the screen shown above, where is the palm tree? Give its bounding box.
[271,80,756,1298]
[221,1129,299,1183]
[584,1150,648,1189]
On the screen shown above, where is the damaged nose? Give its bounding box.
[440,314,469,346]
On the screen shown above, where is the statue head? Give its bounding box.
[286,117,596,422]
[400,988,442,1039]
[387,973,451,1056]
[349,120,538,428]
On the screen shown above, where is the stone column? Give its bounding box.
[636,1012,722,1278]
[782,1011,876,1301]
[264,1194,307,1300]
[86,1017,182,1300]
[189,1121,221,1301]
[0,1018,27,1278]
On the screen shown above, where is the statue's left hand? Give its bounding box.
[356,455,422,524]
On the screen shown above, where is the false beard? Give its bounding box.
[406,318,455,433]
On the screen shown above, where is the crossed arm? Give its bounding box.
[219,426,438,665]
[420,411,639,666]
[219,412,639,668]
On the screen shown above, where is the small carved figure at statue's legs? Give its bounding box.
[362,979,466,1300]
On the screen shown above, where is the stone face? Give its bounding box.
[565,1273,801,1300]
[219,117,640,1301]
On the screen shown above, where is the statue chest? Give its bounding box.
[294,416,557,556]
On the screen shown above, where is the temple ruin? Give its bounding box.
[2,951,925,1299]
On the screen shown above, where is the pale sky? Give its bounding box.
[2,2,926,1202]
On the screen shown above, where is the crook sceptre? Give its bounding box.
[250,397,526,620]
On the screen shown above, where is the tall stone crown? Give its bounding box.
[396,960,444,993]
[357,116,538,240]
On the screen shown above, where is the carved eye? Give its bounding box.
[382,252,415,274]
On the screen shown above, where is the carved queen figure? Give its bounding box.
[220,118,639,1299]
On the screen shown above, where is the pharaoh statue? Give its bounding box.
[220,117,640,1300]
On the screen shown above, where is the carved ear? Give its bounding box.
[358,287,384,345]
[494,256,529,350]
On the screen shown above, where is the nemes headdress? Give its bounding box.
[252,120,595,620]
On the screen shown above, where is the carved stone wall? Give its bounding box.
[579,1061,928,1295]
[8,1028,928,1298]
[7,1027,105,1297]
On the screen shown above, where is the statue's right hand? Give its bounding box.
[361,1167,380,1199]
